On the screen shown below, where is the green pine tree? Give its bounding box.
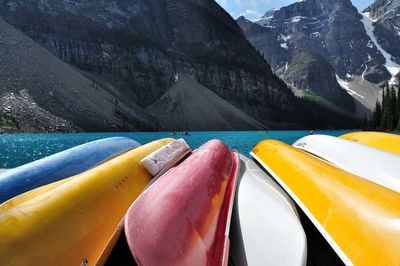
[396,89,400,130]
[380,87,389,130]
[381,86,396,130]
[397,89,400,131]
[390,86,397,130]
[363,113,368,129]
[397,115,400,131]
[372,100,382,130]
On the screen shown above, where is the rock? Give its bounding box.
[0,0,364,130]
[365,0,400,64]
[238,0,397,113]
[0,0,298,126]
[0,18,155,132]
[278,50,356,112]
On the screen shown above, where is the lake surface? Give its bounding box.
[0,130,351,168]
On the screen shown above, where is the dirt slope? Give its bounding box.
[0,19,155,133]
[147,75,265,131]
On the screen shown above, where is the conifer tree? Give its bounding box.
[370,84,400,131]
[382,87,395,130]
[397,114,400,131]
[390,87,397,129]
[380,87,389,130]
[397,89,400,130]
[372,100,382,129]
[363,113,368,129]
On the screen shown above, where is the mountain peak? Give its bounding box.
[364,0,400,19]
[254,0,359,29]
[239,0,394,116]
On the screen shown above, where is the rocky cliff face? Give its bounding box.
[236,16,289,71]
[0,18,156,133]
[237,0,400,114]
[0,0,364,130]
[0,0,300,127]
[365,0,400,65]
[253,0,390,82]
[277,50,356,111]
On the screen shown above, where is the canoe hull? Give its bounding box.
[0,137,140,203]
[125,140,239,266]
[252,140,400,266]
[341,131,400,155]
[293,134,400,193]
[230,154,307,266]
[0,139,173,266]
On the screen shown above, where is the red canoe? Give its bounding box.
[124,140,239,266]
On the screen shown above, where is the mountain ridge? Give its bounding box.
[237,0,400,115]
[0,0,363,131]
[0,0,299,126]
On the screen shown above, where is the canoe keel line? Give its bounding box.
[229,155,307,266]
[250,152,353,266]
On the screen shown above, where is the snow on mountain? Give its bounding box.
[361,12,400,77]
[238,0,384,115]
[238,0,400,115]
[336,74,365,99]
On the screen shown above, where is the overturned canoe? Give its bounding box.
[0,138,173,266]
[125,140,239,266]
[251,140,400,266]
[0,137,140,204]
[341,131,400,155]
[293,134,400,193]
[230,154,307,266]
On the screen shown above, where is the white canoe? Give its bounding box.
[293,135,400,193]
[230,154,307,266]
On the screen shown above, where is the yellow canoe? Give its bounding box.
[251,140,400,266]
[341,131,400,155]
[0,138,173,266]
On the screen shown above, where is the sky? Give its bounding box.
[216,0,375,20]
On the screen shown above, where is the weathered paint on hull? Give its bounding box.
[125,140,239,266]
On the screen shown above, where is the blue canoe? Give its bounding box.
[0,137,140,204]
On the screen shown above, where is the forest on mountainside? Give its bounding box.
[369,85,400,131]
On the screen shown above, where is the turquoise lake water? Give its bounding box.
[0,130,351,168]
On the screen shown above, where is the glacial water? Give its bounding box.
[0,130,351,168]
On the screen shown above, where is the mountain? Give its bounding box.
[0,0,304,128]
[0,0,364,131]
[237,0,400,113]
[277,50,356,111]
[147,75,265,131]
[364,0,400,81]
[0,18,155,133]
